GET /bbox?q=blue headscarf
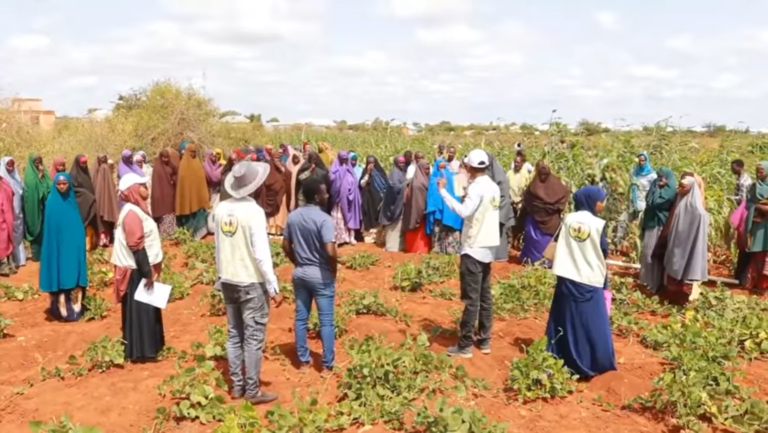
[633,152,653,177]
[425,158,463,234]
[573,185,608,257]
[39,173,89,293]
[350,152,363,181]
[179,140,189,154]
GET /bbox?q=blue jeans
[293,277,335,369]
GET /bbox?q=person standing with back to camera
[437,149,500,358]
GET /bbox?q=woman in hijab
[255,147,289,235]
[359,155,387,235]
[151,149,178,237]
[379,156,407,251]
[639,168,677,293]
[616,152,657,243]
[112,174,165,361]
[520,161,570,266]
[296,151,331,212]
[69,155,99,252]
[329,151,363,245]
[350,152,364,182]
[286,149,304,211]
[49,156,66,180]
[214,148,226,164]
[179,140,190,157]
[0,157,26,268]
[0,172,15,276]
[118,150,144,180]
[203,149,223,234]
[318,142,334,168]
[134,152,153,214]
[40,172,89,322]
[426,158,462,254]
[175,143,210,239]
[403,161,431,254]
[93,155,120,247]
[738,162,768,291]
[23,154,50,261]
[546,186,616,378]
[168,147,181,168]
[653,173,709,304]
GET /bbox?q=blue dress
[39,173,89,321]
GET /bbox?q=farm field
[0,233,767,433]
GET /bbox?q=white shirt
[439,176,495,263]
[214,197,279,296]
[405,163,416,184]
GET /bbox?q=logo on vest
[490,196,500,210]
[568,221,590,242]
[219,214,239,237]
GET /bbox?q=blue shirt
[284,204,335,283]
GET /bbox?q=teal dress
[40,173,89,321]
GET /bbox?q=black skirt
[361,185,384,231]
[121,250,165,361]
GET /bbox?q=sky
[2,0,768,128]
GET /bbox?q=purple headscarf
[330,150,362,230]
[203,149,222,187]
[118,149,145,179]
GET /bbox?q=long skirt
[157,214,176,237]
[545,276,616,378]
[122,268,165,361]
[178,209,209,240]
[742,251,768,293]
[405,222,430,254]
[206,191,221,234]
[431,221,461,254]
[639,226,664,293]
[384,217,404,252]
[331,204,355,245]
[661,275,702,305]
[519,215,552,267]
[494,222,509,261]
[29,231,43,262]
[269,199,289,236]
[48,288,86,322]
[11,217,26,267]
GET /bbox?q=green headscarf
[23,153,51,241]
[746,161,768,251]
[642,167,678,231]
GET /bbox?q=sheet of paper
[133,279,172,309]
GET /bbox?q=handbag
[542,224,562,262]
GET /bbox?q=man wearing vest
[214,161,283,405]
[437,149,501,358]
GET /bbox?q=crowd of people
[5,139,764,405]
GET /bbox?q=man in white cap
[213,161,283,404]
[437,149,500,358]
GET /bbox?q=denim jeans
[458,254,493,350]
[293,277,335,369]
[222,282,270,399]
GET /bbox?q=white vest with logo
[111,203,164,268]
[214,198,265,284]
[551,211,607,287]
[461,175,501,249]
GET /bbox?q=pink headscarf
[49,156,66,180]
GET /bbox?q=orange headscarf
[175,143,210,216]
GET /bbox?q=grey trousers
[221,282,270,399]
[458,254,493,349]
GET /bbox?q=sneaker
[246,391,278,405]
[297,363,311,374]
[476,343,491,355]
[446,345,473,358]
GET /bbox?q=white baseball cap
[118,173,149,192]
[464,149,489,168]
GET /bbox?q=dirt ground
[0,241,766,433]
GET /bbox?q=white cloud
[331,50,405,74]
[708,73,742,90]
[665,34,696,52]
[415,23,483,46]
[383,0,471,20]
[627,65,680,81]
[593,11,619,31]
[66,76,99,88]
[5,33,50,51]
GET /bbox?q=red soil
[0,243,753,432]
